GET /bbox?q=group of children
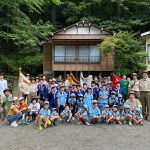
[0,74,144,129]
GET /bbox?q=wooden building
[43,21,114,78]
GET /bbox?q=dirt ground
[0,120,150,150]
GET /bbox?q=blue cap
[135,108,141,112]
[118,94,123,98]
[124,105,130,109]
[92,100,97,104]
[70,93,76,97]
[104,104,109,108]
[113,105,118,108]
[111,91,116,95]
[83,104,88,110]
[79,94,83,97]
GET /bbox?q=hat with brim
[79,94,83,97]
[3,88,11,93]
[135,108,141,112]
[124,105,130,109]
[104,104,109,108]
[101,84,107,87]
[111,91,116,95]
[51,78,56,82]
[44,101,49,105]
[30,77,35,81]
[13,97,18,101]
[113,105,118,108]
[70,93,76,97]
[60,85,64,88]
[143,70,148,74]
[66,74,70,77]
[19,97,24,101]
[52,108,57,111]
[129,90,135,95]
[92,100,97,104]
[26,73,30,76]
[36,77,39,79]
[132,73,137,76]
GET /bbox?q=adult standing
[139,71,150,121]
[128,73,140,99]
[64,74,70,87]
[120,75,129,100]
[0,73,8,97]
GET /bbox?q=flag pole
[18,67,21,97]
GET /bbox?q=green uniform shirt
[120,80,129,95]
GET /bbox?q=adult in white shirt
[0,73,8,96]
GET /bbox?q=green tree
[99,31,147,75]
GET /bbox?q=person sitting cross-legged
[7,97,22,127]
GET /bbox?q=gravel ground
[0,121,150,150]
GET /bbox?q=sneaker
[119,121,122,125]
[77,121,83,125]
[53,122,58,126]
[37,125,43,131]
[85,122,90,126]
[139,122,144,126]
[129,121,132,126]
[113,122,116,125]
[124,120,126,124]
[11,121,18,127]
[72,117,75,121]
[21,119,26,124]
[50,124,54,127]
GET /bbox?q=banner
[112,74,122,88]
[18,71,30,96]
[80,72,93,87]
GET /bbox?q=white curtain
[79,46,89,62]
[66,46,76,62]
[55,45,65,62]
[89,45,100,62]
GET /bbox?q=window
[148,44,150,63]
[54,45,100,63]
[54,46,65,62]
[79,45,100,63]
[65,46,76,62]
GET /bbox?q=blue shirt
[121,110,133,116]
[83,93,93,107]
[110,110,120,117]
[39,108,51,118]
[108,97,118,105]
[117,99,125,106]
[76,100,84,109]
[78,108,89,120]
[89,107,101,117]
[50,112,59,117]
[63,110,72,116]
[57,92,67,105]
[102,110,111,116]
[68,98,76,105]
[99,90,109,104]
[133,112,143,119]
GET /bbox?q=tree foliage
[100,32,148,75]
[0,0,150,75]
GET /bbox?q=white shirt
[0,79,8,96]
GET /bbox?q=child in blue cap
[89,100,101,124]
[133,108,144,126]
[76,94,84,112]
[120,105,133,126]
[98,84,109,111]
[107,105,122,124]
[75,104,90,126]
[37,101,51,130]
[60,105,72,123]
[101,105,111,123]
[49,108,59,126]
[108,91,118,108]
[68,93,77,121]
[83,87,93,108]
